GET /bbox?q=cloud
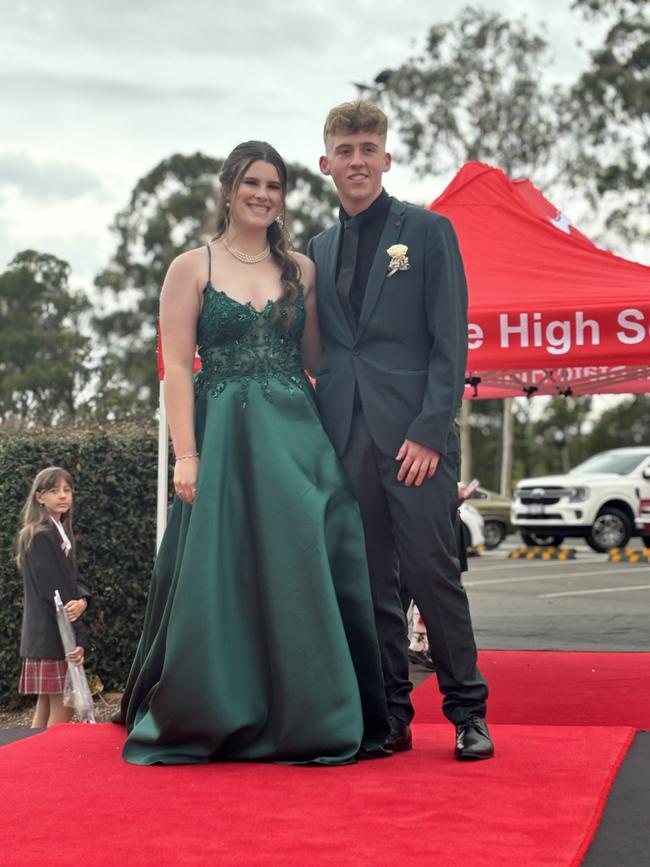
[0,0,608,286]
[4,0,337,57]
[0,153,105,201]
[0,72,226,105]
[0,186,119,286]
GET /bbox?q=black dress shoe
[408,648,436,671]
[455,715,494,760]
[357,744,394,760]
[385,716,413,752]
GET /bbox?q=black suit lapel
[356,199,406,339]
[324,223,355,338]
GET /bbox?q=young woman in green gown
[117,141,390,765]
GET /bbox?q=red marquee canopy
[429,162,650,398]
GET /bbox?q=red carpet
[0,721,633,867]
[412,650,650,727]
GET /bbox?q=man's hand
[396,440,440,487]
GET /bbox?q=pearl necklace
[223,237,271,264]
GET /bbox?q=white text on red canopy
[468,308,650,357]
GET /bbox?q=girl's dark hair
[213,141,300,328]
[16,467,75,568]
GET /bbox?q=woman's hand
[64,598,87,622]
[174,456,199,504]
[66,646,85,665]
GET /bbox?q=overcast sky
[1,0,606,288]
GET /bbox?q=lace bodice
[194,284,308,404]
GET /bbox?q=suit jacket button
[352,349,360,356]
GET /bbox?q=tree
[369,2,648,247]
[92,153,223,419]
[527,397,593,475]
[0,251,90,426]
[574,0,643,11]
[369,7,565,182]
[567,0,650,248]
[465,399,504,491]
[93,153,338,418]
[285,163,339,252]
[585,394,650,454]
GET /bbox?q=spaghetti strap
[206,243,212,285]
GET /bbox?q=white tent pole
[156,379,169,551]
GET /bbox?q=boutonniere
[386,243,410,277]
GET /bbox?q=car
[467,486,513,549]
[512,447,650,552]
[459,500,485,550]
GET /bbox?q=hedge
[0,423,171,706]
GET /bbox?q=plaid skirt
[19,658,67,695]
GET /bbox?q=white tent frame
[156,381,169,551]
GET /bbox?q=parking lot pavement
[464,537,650,651]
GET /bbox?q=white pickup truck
[512,447,650,552]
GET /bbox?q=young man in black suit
[308,100,493,760]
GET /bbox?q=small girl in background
[16,467,92,728]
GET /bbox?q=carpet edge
[569,726,637,867]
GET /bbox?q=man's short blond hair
[323,100,388,142]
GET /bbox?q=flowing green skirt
[120,375,389,764]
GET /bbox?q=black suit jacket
[20,525,92,659]
[308,198,468,458]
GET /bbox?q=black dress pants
[340,407,488,726]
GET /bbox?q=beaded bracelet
[175,452,199,461]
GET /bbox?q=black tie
[336,218,359,328]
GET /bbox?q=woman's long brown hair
[212,141,301,328]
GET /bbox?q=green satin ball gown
[119,257,390,765]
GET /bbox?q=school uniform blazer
[308,198,468,458]
[20,525,92,659]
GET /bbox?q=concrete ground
[465,536,650,652]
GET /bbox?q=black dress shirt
[337,189,392,325]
